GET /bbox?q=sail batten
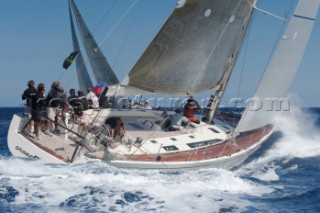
[69,4,93,93]
[236,0,320,133]
[69,0,119,85]
[125,0,256,95]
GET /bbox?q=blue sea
[0,107,320,212]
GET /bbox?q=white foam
[250,165,280,181]
[0,159,274,211]
[273,107,320,158]
[237,105,320,182]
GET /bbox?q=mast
[69,0,119,85]
[207,55,235,123]
[207,4,256,123]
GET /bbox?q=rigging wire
[97,0,139,51]
[78,2,141,143]
[235,14,255,99]
[62,1,138,91]
[112,0,143,71]
[247,0,294,94]
[246,0,294,91]
[231,8,257,128]
[89,0,117,35]
[78,0,118,83]
[235,0,295,132]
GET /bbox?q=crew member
[183,98,202,124]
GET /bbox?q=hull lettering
[15,146,40,160]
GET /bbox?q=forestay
[69,0,119,85]
[69,5,93,93]
[236,0,320,132]
[124,0,256,94]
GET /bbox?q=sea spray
[236,106,320,183]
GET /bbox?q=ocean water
[0,107,320,212]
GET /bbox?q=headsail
[69,0,119,85]
[124,0,256,94]
[236,0,320,133]
[69,4,93,92]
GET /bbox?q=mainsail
[124,0,256,94]
[69,0,119,85]
[69,4,93,93]
[236,0,320,133]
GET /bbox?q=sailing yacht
[7,0,320,169]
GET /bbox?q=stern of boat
[7,114,67,164]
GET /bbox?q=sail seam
[293,14,316,21]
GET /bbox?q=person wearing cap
[105,117,126,142]
[68,88,83,117]
[142,99,152,110]
[36,83,52,138]
[58,87,69,111]
[78,90,88,110]
[45,81,60,134]
[183,98,202,124]
[21,80,38,136]
[68,89,79,107]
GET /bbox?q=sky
[0,0,320,107]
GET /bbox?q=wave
[0,157,276,212]
[271,107,320,159]
[236,106,320,183]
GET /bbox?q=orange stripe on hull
[125,126,272,162]
[22,135,67,161]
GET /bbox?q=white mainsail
[69,0,119,85]
[236,0,320,133]
[125,0,256,94]
[69,5,93,93]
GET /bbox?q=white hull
[7,110,272,170]
[8,115,67,164]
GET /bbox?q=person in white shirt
[142,100,152,110]
[86,87,99,109]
